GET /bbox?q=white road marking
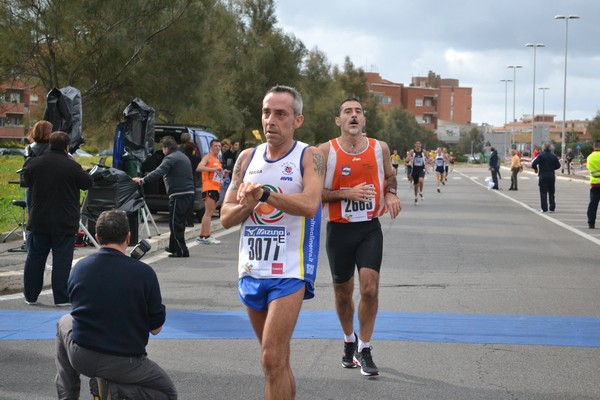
[456,170,600,247]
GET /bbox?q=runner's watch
[387,188,397,195]
[259,186,271,202]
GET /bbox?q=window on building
[30,94,39,104]
[424,98,432,107]
[373,92,392,105]
[423,115,432,124]
[8,116,23,126]
[10,92,21,103]
[415,98,423,107]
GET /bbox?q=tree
[587,111,600,143]
[380,107,439,156]
[363,94,384,139]
[228,0,306,146]
[333,57,366,99]
[0,0,192,100]
[297,48,342,144]
[458,127,485,155]
[1,0,407,151]
[565,130,579,147]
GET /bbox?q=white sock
[344,332,355,343]
[358,340,370,352]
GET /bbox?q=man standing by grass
[23,131,93,306]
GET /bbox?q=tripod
[3,199,28,252]
[139,200,160,238]
[137,184,160,238]
[79,219,100,249]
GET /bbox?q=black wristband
[259,186,271,202]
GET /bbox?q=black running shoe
[342,333,358,368]
[353,346,380,376]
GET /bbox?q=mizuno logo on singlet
[352,157,361,161]
[244,227,285,236]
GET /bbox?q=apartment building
[364,72,403,111]
[364,70,472,131]
[494,114,591,153]
[0,80,45,142]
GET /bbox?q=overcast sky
[274,0,600,127]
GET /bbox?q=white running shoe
[198,236,221,245]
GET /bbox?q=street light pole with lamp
[507,65,523,152]
[555,14,580,160]
[500,79,512,159]
[539,87,549,120]
[525,43,544,156]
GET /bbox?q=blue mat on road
[1,310,599,347]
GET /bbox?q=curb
[0,220,223,295]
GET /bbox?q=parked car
[467,153,482,164]
[74,149,94,157]
[0,148,25,156]
[140,124,217,221]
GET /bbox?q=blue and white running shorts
[238,276,307,311]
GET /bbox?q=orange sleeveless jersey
[201,153,222,192]
[323,138,386,223]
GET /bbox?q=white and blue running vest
[238,141,321,290]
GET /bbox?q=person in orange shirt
[196,139,223,245]
[319,98,402,376]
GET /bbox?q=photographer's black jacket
[24,149,93,235]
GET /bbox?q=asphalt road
[1,166,599,400]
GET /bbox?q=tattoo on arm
[313,152,325,176]
[229,158,243,190]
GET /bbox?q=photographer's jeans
[23,232,75,304]
[168,193,194,257]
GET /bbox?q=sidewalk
[500,164,590,183]
[0,214,223,295]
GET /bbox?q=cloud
[274,0,600,126]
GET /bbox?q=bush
[1,141,26,149]
[0,155,104,233]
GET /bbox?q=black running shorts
[326,218,383,284]
[202,190,220,202]
[411,167,426,180]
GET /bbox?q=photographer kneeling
[55,209,177,400]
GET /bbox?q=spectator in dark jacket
[133,136,193,257]
[488,147,500,190]
[531,142,561,212]
[23,131,93,306]
[22,120,53,209]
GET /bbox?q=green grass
[0,155,110,233]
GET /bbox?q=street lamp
[500,79,512,158]
[526,43,544,155]
[555,14,580,159]
[539,87,549,119]
[507,65,523,152]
